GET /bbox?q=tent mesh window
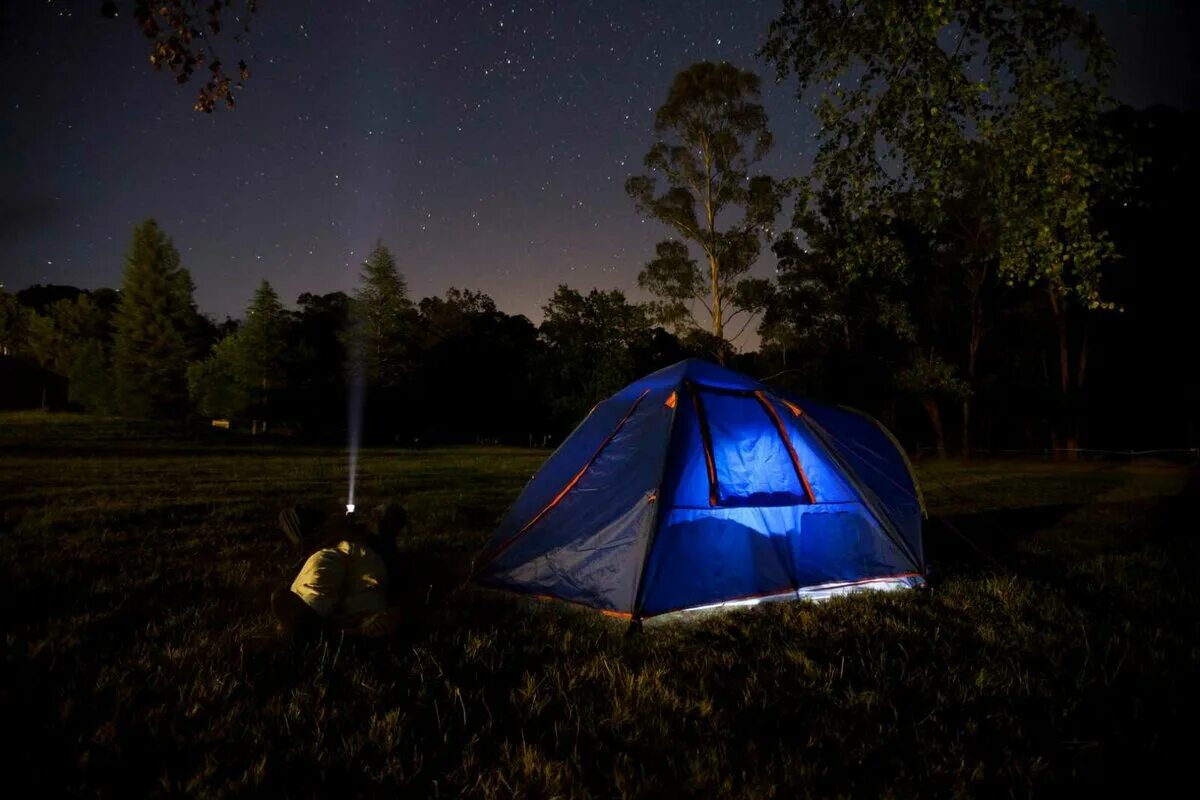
[687,384,815,508]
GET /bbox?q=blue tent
[473,360,926,621]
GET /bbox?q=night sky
[2,1,1197,334]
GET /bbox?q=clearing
[1,412,1196,796]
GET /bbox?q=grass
[2,411,1197,796]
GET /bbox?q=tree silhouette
[187,280,289,421]
[763,0,1126,453]
[540,285,651,426]
[626,62,788,361]
[0,289,29,357]
[352,242,416,391]
[112,220,200,418]
[100,0,256,112]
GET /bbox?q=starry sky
[1,0,1197,337]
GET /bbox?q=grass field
[2,411,1198,796]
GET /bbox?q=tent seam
[797,411,924,572]
[835,404,928,519]
[630,385,682,621]
[686,381,720,506]
[754,390,817,504]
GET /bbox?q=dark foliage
[14,283,87,313]
[756,105,1197,455]
[101,0,257,112]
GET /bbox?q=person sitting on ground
[270,502,408,639]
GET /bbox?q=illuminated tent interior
[473,359,926,622]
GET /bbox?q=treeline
[3,2,1198,453]
[749,104,1199,455]
[1,104,1195,456]
[0,224,712,443]
[1,108,1196,451]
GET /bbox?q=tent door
[687,384,815,508]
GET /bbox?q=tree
[113,220,200,418]
[539,286,652,427]
[763,0,1125,453]
[20,294,118,413]
[100,1,257,112]
[415,289,544,443]
[187,280,290,421]
[351,242,416,390]
[187,334,247,419]
[1086,107,1200,450]
[626,62,788,360]
[24,295,110,374]
[417,288,499,349]
[762,197,908,389]
[289,291,351,431]
[233,280,288,413]
[14,284,86,313]
[895,354,970,458]
[68,339,117,414]
[764,190,970,455]
[991,87,1128,453]
[0,289,29,357]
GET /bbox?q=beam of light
[340,54,395,513]
[346,320,366,513]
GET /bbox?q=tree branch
[728,308,759,342]
[725,307,750,324]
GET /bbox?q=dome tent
[472,359,926,622]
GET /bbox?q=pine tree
[187,280,289,421]
[234,280,288,409]
[352,242,414,389]
[112,220,199,418]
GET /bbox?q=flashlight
[346,503,355,514]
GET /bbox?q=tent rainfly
[473,359,926,623]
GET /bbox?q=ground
[2,412,1197,797]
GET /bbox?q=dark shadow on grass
[925,503,1085,576]
[928,471,1199,574]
